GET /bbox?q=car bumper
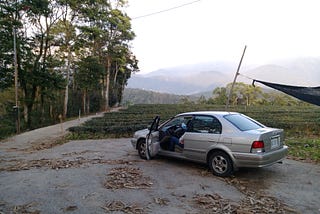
[131,138,138,149]
[232,145,288,168]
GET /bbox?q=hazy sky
[126,0,320,73]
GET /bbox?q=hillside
[127,57,320,95]
[127,61,237,95]
[122,88,199,105]
[242,58,320,86]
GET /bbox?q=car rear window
[224,114,264,131]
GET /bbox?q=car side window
[162,116,192,129]
[190,116,222,134]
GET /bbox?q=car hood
[134,128,149,138]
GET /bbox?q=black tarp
[253,80,320,106]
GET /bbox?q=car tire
[208,151,233,177]
[137,139,147,160]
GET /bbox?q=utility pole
[225,45,247,111]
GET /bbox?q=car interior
[159,116,222,152]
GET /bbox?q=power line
[132,0,201,19]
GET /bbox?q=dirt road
[0,115,319,213]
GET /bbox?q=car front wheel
[137,139,147,159]
[208,151,233,177]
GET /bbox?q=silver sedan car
[131,111,288,177]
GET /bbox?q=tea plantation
[68,104,320,162]
[68,104,319,137]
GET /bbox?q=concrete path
[0,112,105,151]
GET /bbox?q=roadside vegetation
[0,1,137,138]
[68,103,320,163]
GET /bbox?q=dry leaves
[104,167,153,189]
[224,177,298,214]
[0,158,137,171]
[12,202,40,214]
[192,191,298,214]
[191,177,298,214]
[193,193,239,213]
[102,200,146,214]
[153,197,169,206]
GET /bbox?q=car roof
[176,111,239,117]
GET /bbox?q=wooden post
[226,45,247,111]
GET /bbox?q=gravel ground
[0,114,319,214]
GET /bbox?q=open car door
[146,116,160,160]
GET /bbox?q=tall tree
[212,87,228,105]
[74,56,104,114]
[15,0,64,127]
[0,0,138,133]
[74,0,136,110]
[0,0,16,90]
[51,1,77,118]
[212,83,263,106]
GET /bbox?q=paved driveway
[0,115,319,213]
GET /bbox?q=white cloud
[127,0,320,73]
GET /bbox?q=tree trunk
[86,94,90,114]
[22,85,37,128]
[63,47,72,119]
[40,93,45,123]
[82,90,87,115]
[104,56,111,111]
[23,103,28,125]
[49,104,53,118]
[113,62,118,86]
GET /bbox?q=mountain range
[126,57,320,96]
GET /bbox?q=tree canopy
[0,0,138,131]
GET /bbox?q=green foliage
[68,104,320,138]
[122,88,198,105]
[209,82,310,107]
[0,0,137,135]
[0,0,15,90]
[75,56,104,90]
[286,138,320,163]
[0,88,16,139]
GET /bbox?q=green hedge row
[68,104,320,138]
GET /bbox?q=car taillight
[251,141,265,153]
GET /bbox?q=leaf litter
[191,176,298,214]
[0,158,140,171]
[104,166,153,189]
[225,176,298,213]
[0,202,40,214]
[102,200,146,214]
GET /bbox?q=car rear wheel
[137,139,147,159]
[208,151,233,177]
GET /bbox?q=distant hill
[122,88,199,105]
[242,58,320,86]
[126,57,320,95]
[127,61,238,95]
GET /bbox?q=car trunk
[247,128,284,152]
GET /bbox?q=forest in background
[0,0,138,134]
[123,82,310,106]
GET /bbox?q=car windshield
[224,114,264,131]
